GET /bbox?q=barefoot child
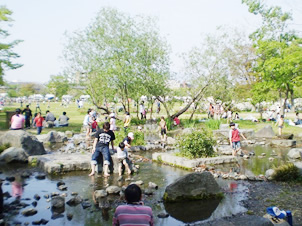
[123,132,134,149]
[229,122,246,156]
[117,142,131,176]
[159,116,167,142]
[89,122,115,177]
[275,115,285,135]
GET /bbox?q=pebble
[157,213,169,218]
[57,181,65,187]
[34,194,41,201]
[44,194,49,199]
[71,192,78,196]
[35,173,46,180]
[148,182,158,189]
[21,208,38,216]
[268,157,274,161]
[31,201,37,207]
[261,153,266,156]
[6,176,15,182]
[67,213,73,221]
[58,185,68,191]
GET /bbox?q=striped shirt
[113,204,153,226]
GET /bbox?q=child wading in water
[229,122,246,156]
[275,115,285,135]
[117,142,131,177]
[159,116,167,142]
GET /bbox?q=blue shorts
[91,146,110,165]
[232,141,241,150]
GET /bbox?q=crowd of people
[10,106,70,134]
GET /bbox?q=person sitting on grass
[117,142,131,177]
[89,122,115,177]
[10,108,25,130]
[123,132,134,149]
[229,122,246,156]
[58,112,69,127]
[113,184,153,226]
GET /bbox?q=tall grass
[205,119,221,130]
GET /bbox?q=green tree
[46,75,70,98]
[63,8,170,115]
[243,0,302,113]
[0,6,22,85]
[19,83,37,97]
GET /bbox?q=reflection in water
[11,181,23,198]
[164,199,221,223]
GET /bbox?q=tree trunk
[189,102,199,121]
[91,99,110,115]
[150,99,154,119]
[156,96,171,119]
[290,89,295,113]
[127,99,130,113]
[282,88,289,115]
[136,100,139,119]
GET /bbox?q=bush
[272,163,301,181]
[131,118,146,126]
[205,119,221,130]
[177,129,216,159]
[0,143,10,154]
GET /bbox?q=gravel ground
[242,181,302,225]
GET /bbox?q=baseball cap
[267,207,286,219]
[128,132,134,140]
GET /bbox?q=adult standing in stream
[89,122,115,177]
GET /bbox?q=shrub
[166,118,173,130]
[177,129,216,159]
[205,119,221,130]
[131,118,146,126]
[272,163,300,181]
[0,143,10,154]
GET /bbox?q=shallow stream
[0,144,292,225]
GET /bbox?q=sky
[1,0,302,84]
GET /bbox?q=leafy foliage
[0,6,22,85]
[205,119,221,130]
[272,163,300,182]
[177,129,216,159]
[0,143,10,153]
[46,75,70,98]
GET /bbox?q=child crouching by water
[117,142,131,176]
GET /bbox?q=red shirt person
[34,112,44,135]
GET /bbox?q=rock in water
[51,196,65,214]
[0,130,45,155]
[106,186,121,194]
[163,172,222,202]
[94,190,107,199]
[287,148,302,159]
[0,147,29,163]
[66,196,82,206]
[255,125,275,138]
[21,208,38,216]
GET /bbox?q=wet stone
[67,213,73,221]
[35,173,46,180]
[34,194,41,200]
[43,194,49,199]
[66,196,83,206]
[31,201,37,207]
[58,185,67,191]
[57,181,65,187]
[32,219,48,225]
[21,208,38,216]
[5,176,15,182]
[71,192,78,196]
[148,182,158,190]
[158,213,169,218]
[81,201,92,209]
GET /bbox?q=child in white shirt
[117,142,131,176]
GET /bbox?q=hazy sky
[1,0,302,83]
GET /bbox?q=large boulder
[0,130,45,156]
[216,145,233,155]
[163,172,222,202]
[0,147,29,163]
[167,137,177,145]
[255,126,275,138]
[287,148,302,159]
[240,129,255,139]
[36,131,67,143]
[271,139,296,148]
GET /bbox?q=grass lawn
[1,101,302,136]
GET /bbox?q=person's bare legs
[279,127,282,136]
[103,164,110,177]
[89,164,96,176]
[123,159,131,175]
[118,165,122,176]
